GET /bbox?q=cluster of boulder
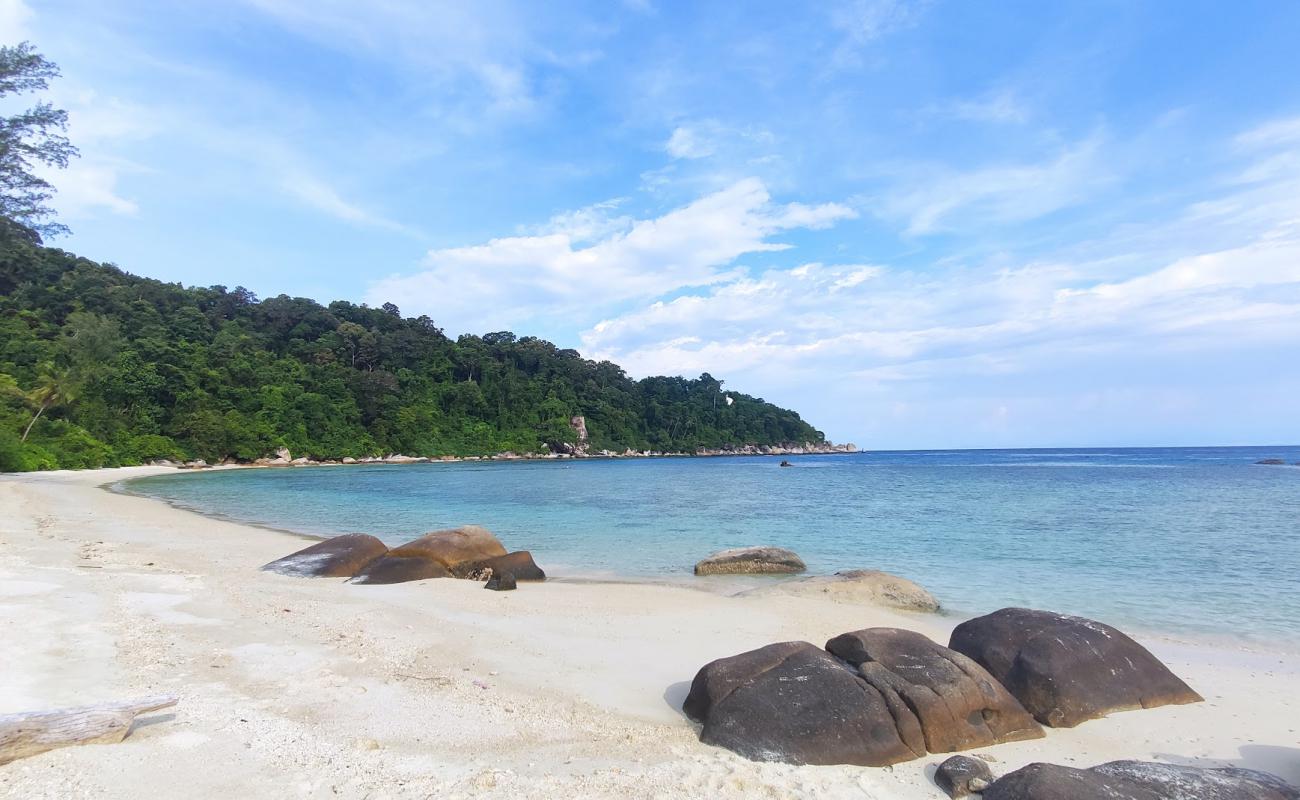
[683,608,1203,771]
[261,526,543,591]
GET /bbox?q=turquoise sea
[125,447,1300,647]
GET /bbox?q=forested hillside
[0,222,826,471]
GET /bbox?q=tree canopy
[0,227,826,471]
[0,42,77,240]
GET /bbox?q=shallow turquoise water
[126,447,1300,646]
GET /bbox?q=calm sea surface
[125,447,1300,647]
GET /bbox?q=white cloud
[579,118,1300,443]
[44,160,139,218]
[279,172,413,234]
[878,138,1110,235]
[237,0,578,118]
[365,178,856,333]
[583,236,1300,391]
[665,125,716,159]
[933,88,1029,124]
[833,0,927,44]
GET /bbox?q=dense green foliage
[0,225,825,470]
[0,43,78,239]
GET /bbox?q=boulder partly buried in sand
[348,554,452,585]
[935,755,995,798]
[484,572,517,591]
[948,608,1202,728]
[453,550,546,581]
[261,533,388,578]
[826,628,1042,753]
[683,641,922,766]
[981,760,1300,800]
[744,569,939,612]
[694,546,806,576]
[348,525,508,585]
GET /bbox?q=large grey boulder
[683,641,922,766]
[694,546,806,575]
[826,628,1042,753]
[262,533,388,578]
[743,569,939,612]
[949,608,1202,727]
[982,760,1300,800]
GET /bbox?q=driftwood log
[0,695,178,765]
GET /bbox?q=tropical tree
[21,368,76,442]
[0,42,78,239]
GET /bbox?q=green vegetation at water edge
[0,225,826,471]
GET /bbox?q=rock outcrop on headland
[694,546,806,575]
[683,628,1042,767]
[949,607,1202,727]
[261,533,388,578]
[741,569,939,612]
[981,760,1300,800]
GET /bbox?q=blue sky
[7,0,1300,448]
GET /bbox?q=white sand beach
[1,466,1297,799]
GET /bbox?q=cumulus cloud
[580,120,1300,444]
[584,238,1300,387]
[366,178,856,333]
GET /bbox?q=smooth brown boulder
[826,628,1042,753]
[982,760,1300,800]
[454,550,546,581]
[261,533,388,578]
[683,641,922,766]
[386,525,506,569]
[694,546,806,575]
[348,555,451,585]
[742,569,940,612]
[949,608,1202,728]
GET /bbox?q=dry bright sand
[1,466,1298,799]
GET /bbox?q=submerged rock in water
[262,533,388,578]
[826,628,1042,753]
[982,760,1300,800]
[949,608,1202,728]
[683,641,922,766]
[694,546,806,575]
[935,755,995,798]
[743,569,940,612]
[1256,458,1287,465]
